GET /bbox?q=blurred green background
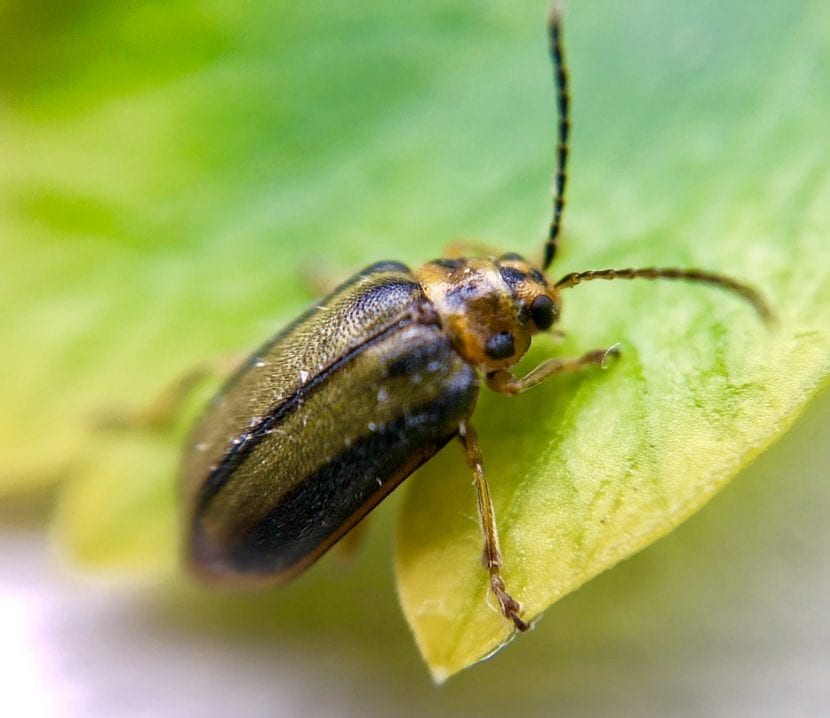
[1,0,829,711]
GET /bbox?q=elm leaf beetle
[182,5,771,634]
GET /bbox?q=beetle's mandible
[182,6,771,633]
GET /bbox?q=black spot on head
[431,258,464,270]
[498,265,526,292]
[499,252,525,262]
[485,331,515,360]
[530,295,555,330]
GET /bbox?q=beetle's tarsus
[510,611,530,633]
[491,573,530,632]
[601,343,622,368]
[459,422,529,632]
[486,344,621,395]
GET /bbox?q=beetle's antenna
[555,267,773,322]
[543,2,569,272]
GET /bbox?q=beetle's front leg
[458,421,529,633]
[486,344,620,395]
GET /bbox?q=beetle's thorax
[415,255,561,370]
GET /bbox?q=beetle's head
[416,253,561,370]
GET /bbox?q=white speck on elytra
[254,359,266,368]
[377,386,388,402]
[299,370,310,382]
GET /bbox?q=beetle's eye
[530,295,555,330]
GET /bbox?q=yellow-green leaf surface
[0,0,828,682]
[394,5,830,679]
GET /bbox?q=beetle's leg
[94,354,243,432]
[336,516,372,561]
[300,261,345,297]
[458,421,529,632]
[443,239,502,259]
[487,344,620,395]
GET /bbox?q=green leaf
[52,434,180,574]
[0,0,828,682]
[395,3,830,680]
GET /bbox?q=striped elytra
[184,262,478,580]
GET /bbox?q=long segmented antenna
[555,267,773,322]
[543,2,569,271]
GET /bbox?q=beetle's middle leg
[336,516,372,561]
[93,354,243,432]
[486,344,620,395]
[458,421,529,633]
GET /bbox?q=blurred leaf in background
[0,0,828,682]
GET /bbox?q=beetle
[182,6,771,633]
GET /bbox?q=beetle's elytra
[184,262,478,580]
[183,6,771,633]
